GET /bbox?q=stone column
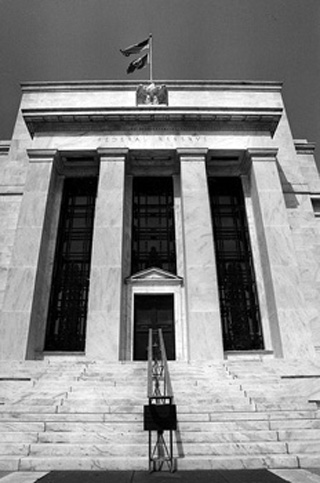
[86,148,128,360]
[249,148,315,358]
[0,149,57,360]
[178,148,223,360]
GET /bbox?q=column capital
[27,149,58,163]
[176,148,208,160]
[246,148,278,162]
[97,148,129,161]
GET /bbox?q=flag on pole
[127,53,149,74]
[120,37,150,57]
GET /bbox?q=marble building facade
[0,80,319,363]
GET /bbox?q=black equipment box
[144,404,177,431]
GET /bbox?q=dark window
[311,198,320,217]
[208,177,263,351]
[131,177,176,274]
[45,177,97,351]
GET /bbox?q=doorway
[133,294,175,361]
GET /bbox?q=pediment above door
[126,267,183,286]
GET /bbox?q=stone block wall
[0,146,25,314]
[285,142,320,350]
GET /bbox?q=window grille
[45,177,97,351]
[208,177,263,351]
[131,177,176,274]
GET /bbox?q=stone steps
[1,432,39,443]
[0,412,141,422]
[288,441,320,453]
[0,422,45,431]
[44,421,141,431]
[16,456,148,471]
[1,358,320,471]
[25,443,147,457]
[2,414,319,429]
[38,431,147,444]
[39,430,280,444]
[254,402,317,411]
[0,406,60,413]
[0,444,30,456]
[174,454,299,470]
[6,454,298,471]
[278,429,320,441]
[270,419,320,429]
[0,440,296,458]
[2,397,65,405]
[21,441,288,458]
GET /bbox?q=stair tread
[1,358,320,471]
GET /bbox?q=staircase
[223,358,320,469]
[0,357,320,471]
[0,360,147,471]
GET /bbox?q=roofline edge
[20,80,283,93]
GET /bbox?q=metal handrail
[147,329,153,398]
[146,328,176,472]
[158,329,173,399]
[147,328,173,401]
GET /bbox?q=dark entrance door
[134,294,175,361]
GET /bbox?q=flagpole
[149,33,153,82]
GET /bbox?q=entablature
[22,106,282,138]
[27,148,274,178]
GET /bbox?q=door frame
[133,293,175,361]
[125,268,185,361]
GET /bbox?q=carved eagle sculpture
[136,83,168,105]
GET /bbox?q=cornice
[22,106,282,138]
[97,148,129,159]
[177,148,208,159]
[246,148,279,160]
[26,149,58,163]
[21,80,283,93]
[0,141,10,156]
[294,141,316,155]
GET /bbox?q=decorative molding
[234,148,279,174]
[55,150,99,176]
[177,148,208,160]
[294,141,316,155]
[0,190,23,196]
[22,106,282,138]
[97,148,129,161]
[246,148,279,161]
[126,267,183,286]
[21,80,283,93]
[27,149,100,175]
[136,84,168,105]
[0,141,10,156]
[26,149,58,163]
[207,152,254,176]
[128,150,178,175]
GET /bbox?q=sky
[0,0,319,162]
